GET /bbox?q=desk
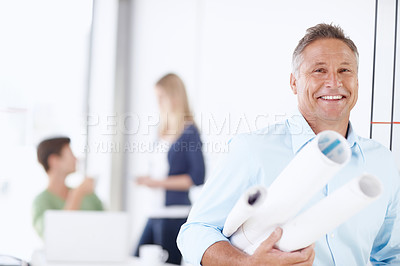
[30,250,176,266]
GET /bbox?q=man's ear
[290,73,298,95]
[47,154,59,171]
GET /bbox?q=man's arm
[177,135,260,265]
[201,228,315,266]
[64,178,94,210]
[177,134,313,265]
[32,195,53,238]
[370,173,400,264]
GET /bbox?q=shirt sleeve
[370,169,400,264]
[81,193,104,211]
[186,129,205,186]
[177,134,260,265]
[32,194,54,238]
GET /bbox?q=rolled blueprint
[227,130,352,252]
[274,173,383,252]
[222,186,267,237]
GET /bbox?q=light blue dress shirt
[177,113,400,265]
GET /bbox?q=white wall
[197,0,375,171]
[127,0,200,249]
[0,0,93,260]
[127,0,378,249]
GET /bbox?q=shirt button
[331,233,335,238]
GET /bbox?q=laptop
[44,210,129,262]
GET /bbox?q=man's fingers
[293,247,315,266]
[298,244,315,263]
[259,227,283,250]
[278,243,315,264]
[299,243,315,259]
[252,233,315,265]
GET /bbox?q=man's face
[290,38,359,125]
[58,144,77,175]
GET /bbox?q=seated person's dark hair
[37,137,71,172]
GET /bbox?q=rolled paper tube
[223,186,267,237]
[275,173,383,252]
[230,130,352,251]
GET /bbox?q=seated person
[32,137,103,238]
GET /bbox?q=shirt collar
[286,110,316,155]
[286,109,365,160]
[346,122,357,148]
[346,121,366,162]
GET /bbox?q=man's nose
[325,72,342,88]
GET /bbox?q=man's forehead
[304,48,356,58]
[61,144,71,151]
[310,59,356,65]
[303,39,356,57]
[302,51,358,66]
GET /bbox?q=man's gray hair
[292,23,359,78]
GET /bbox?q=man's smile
[318,95,345,100]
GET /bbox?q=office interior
[0,0,399,264]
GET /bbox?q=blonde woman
[134,73,205,265]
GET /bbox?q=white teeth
[321,95,343,100]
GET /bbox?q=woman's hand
[136,176,161,188]
[135,174,194,191]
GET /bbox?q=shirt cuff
[177,222,229,266]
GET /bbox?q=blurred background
[0,0,399,262]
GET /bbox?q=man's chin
[320,112,349,122]
[69,168,77,174]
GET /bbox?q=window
[0,0,93,260]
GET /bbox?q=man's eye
[340,68,350,73]
[314,68,325,73]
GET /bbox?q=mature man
[177,23,400,265]
[32,137,103,238]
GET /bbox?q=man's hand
[64,178,95,210]
[248,227,315,265]
[76,177,95,195]
[201,227,315,266]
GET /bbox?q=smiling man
[177,24,400,265]
[290,37,359,137]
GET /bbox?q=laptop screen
[44,210,129,262]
